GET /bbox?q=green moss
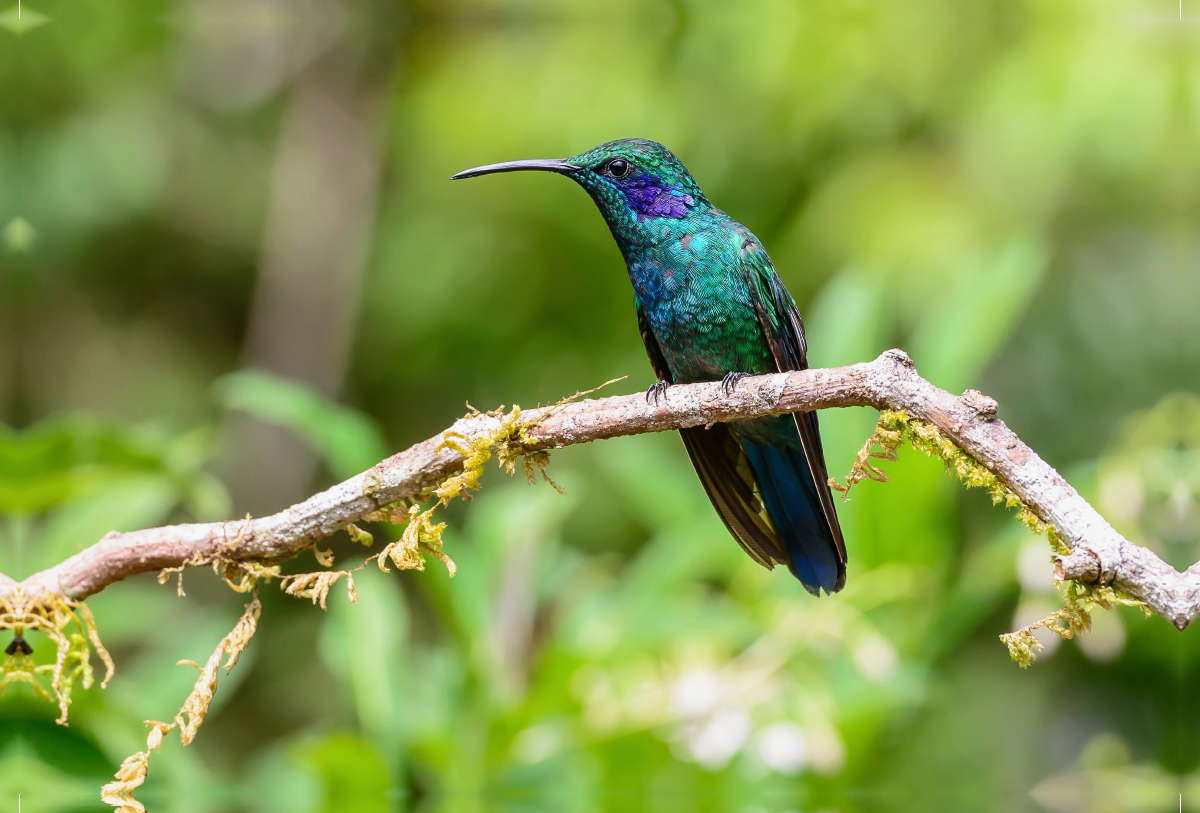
[368,398,572,577]
[1000,581,1148,669]
[363,381,621,580]
[834,410,1148,667]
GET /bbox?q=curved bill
[451,158,582,180]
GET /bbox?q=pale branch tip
[0,348,1191,628]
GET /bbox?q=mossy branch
[831,409,1148,666]
[93,384,614,811]
[0,349,1185,626]
[0,349,1185,802]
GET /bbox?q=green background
[2,0,1199,810]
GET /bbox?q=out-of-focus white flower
[512,721,566,764]
[806,726,846,775]
[1077,609,1126,663]
[687,708,751,769]
[673,669,722,719]
[1169,479,1193,522]
[576,615,620,655]
[852,634,898,683]
[1098,470,1143,524]
[756,722,808,775]
[1018,538,1056,593]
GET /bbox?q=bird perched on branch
[453,139,846,595]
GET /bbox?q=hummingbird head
[452,138,708,247]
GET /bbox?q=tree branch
[2,349,1188,628]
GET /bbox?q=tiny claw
[720,371,751,396]
[646,380,670,405]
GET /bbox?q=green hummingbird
[453,138,846,595]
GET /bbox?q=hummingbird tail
[741,439,845,596]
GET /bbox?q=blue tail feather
[742,436,841,595]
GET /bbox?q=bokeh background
[2,0,1199,810]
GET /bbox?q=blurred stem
[225,71,385,514]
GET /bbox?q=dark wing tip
[829,565,847,595]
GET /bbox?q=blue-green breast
[629,212,775,385]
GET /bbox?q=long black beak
[450,158,582,180]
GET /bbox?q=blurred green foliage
[216,370,388,480]
[2,0,1199,811]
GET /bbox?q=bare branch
[2,349,1187,627]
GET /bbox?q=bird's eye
[605,158,630,178]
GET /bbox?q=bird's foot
[645,380,670,405]
[720,371,751,396]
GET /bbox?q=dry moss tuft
[100,721,176,813]
[101,596,261,812]
[172,595,261,744]
[365,382,616,579]
[0,585,113,724]
[280,569,357,609]
[345,523,373,546]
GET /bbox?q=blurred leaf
[0,741,98,810]
[1,217,35,251]
[438,482,577,701]
[242,744,324,813]
[0,714,112,779]
[31,475,178,573]
[923,522,1025,661]
[216,370,388,480]
[1031,733,1178,813]
[0,417,211,515]
[805,267,893,559]
[319,568,409,756]
[909,236,1049,394]
[183,472,233,522]
[591,432,708,532]
[0,5,50,35]
[295,733,389,813]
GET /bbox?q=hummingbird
[453,139,846,595]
